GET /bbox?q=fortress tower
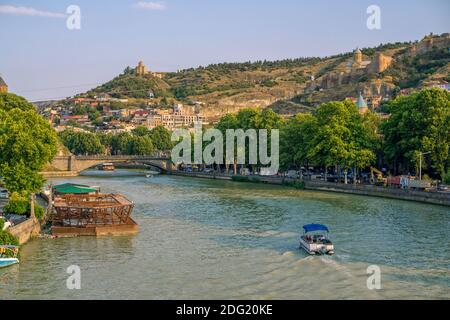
[0,76,8,93]
[369,52,393,73]
[136,60,148,76]
[353,48,363,68]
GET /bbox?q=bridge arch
[50,154,174,175]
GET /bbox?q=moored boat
[0,245,19,268]
[100,163,115,171]
[299,224,334,255]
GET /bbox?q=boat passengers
[305,234,326,243]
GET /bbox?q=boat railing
[0,245,19,258]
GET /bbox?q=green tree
[280,113,316,170]
[3,192,29,215]
[132,125,151,137]
[59,130,104,155]
[382,88,450,178]
[127,135,154,155]
[216,113,239,173]
[0,93,58,193]
[110,132,132,155]
[150,125,173,151]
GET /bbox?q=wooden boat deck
[50,193,138,236]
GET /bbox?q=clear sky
[0,0,449,101]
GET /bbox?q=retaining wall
[9,218,41,245]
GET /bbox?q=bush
[34,204,45,221]
[3,192,29,215]
[0,230,19,246]
[0,218,4,231]
[443,170,450,184]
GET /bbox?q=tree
[382,88,449,178]
[150,125,173,151]
[59,130,104,155]
[110,132,132,155]
[3,192,29,215]
[293,100,376,183]
[126,135,154,155]
[308,102,353,180]
[132,125,151,137]
[280,113,316,171]
[215,108,283,174]
[216,113,239,173]
[0,93,34,112]
[0,93,58,193]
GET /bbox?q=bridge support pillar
[166,159,172,174]
[68,155,75,171]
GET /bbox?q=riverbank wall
[9,218,41,245]
[171,171,450,207]
[41,171,78,178]
[303,181,450,206]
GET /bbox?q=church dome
[356,92,368,109]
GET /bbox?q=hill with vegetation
[77,33,450,116]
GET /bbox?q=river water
[1,170,449,299]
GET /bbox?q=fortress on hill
[319,48,393,90]
[0,76,8,93]
[135,60,164,79]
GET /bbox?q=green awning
[53,183,91,189]
[53,184,97,194]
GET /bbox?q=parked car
[0,189,9,199]
[438,184,449,191]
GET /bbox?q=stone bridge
[49,154,174,175]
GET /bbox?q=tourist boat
[299,224,334,255]
[0,245,19,268]
[100,163,115,171]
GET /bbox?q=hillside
[78,33,450,117]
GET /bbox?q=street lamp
[419,151,431,181]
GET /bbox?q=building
[426,80,450,91]
[135,60,164,78]
[352,48,363,68]
[356,92,369,114]
[0,76,8,93]
[368,52,393,73]
[136,60,148,76]
[351,48,371,69]
[146,113,205,130]
[145,105,206,130]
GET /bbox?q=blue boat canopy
[303,224,329,233]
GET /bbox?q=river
[1,169,449,299]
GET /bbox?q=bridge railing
[74,152,170,160]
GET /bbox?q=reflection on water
[1,169,449,299]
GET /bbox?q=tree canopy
[382,88,450,177]
[0,93,58,193]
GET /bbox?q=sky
[0,0,449,101]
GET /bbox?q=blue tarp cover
[303,224,329,233]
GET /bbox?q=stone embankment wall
[9,218,41,245]
[303,181,450,206]
[171,171,450,206]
